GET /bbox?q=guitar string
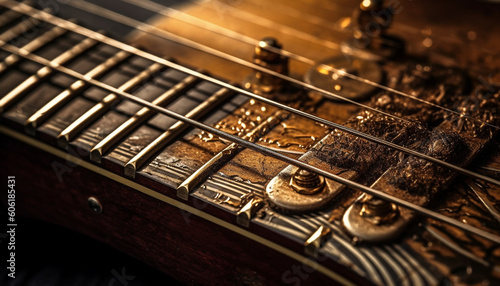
[3,0,500,188]
[1,40,499,245]
[65,0,500,178]
[206,0,403,48]
[265,0,500,56]
[190,0,340,50]
[118,0,500,131]
[66,0,411,124]
[182,0,500,131]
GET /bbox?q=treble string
[122,0,500,132]
[4,0,500,190]
[63,0,415,123]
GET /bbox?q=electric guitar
[1,0,499,285]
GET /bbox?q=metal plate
[266,165,352,212]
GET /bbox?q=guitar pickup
[343,109,500,242]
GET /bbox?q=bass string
[4,0,500,188]
[2,38,500,245]
[121,0,500,131]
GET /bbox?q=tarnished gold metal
[343,193,410,243]
[236,197,263,227]
[124,85,231,178]
[266,164,351,212]
[177,143,239,200]
[290,169,325,195]
[304,225,332,257]
[90,75,200,163]
[243,37,301,102]
[176,110,286,200]
[359,195,399,225]
[341,0,404,60]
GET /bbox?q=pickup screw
[290,169,325,195]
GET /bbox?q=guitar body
[1,0,500,285]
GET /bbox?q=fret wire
[0,1,25,27]
[3,1,499,190]
[0,35,97,114]
[124,84,232,178]
[0,24,67,74]
[58,62,164,149]
[90,74,200,163]
[124,0,500,131]
[0,9,42,42]
[2,41,499,245]
[25,50,130,135]
[64,0,413,125]
[177,110,287,200]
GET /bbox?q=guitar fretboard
[0,5,251,178]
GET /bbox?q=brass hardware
[60,62,164,150]
[87,197,102,214]
[304,226,331,257]
[243,37,301,102]
[343,193,410,243]
[266,166,347,212]
[0,36,97,115]
[359,195,399,225]
[236,197,263,227]
[25,50,130,136]
[123,75,203,178]
[290,169,325,195]
[253,37,288,93]
[341,0,405,60]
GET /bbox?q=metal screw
[359,195,398,225]
[252,37,288,93]
[88,197,103,214]
[254,37,282,63]
[290,169,325,195]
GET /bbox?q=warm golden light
[361,0,371,8]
